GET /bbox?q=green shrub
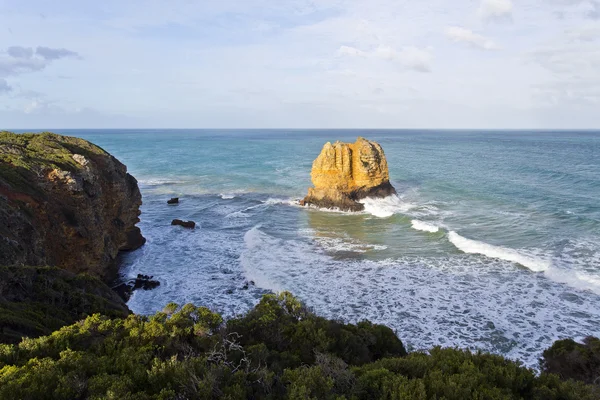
[0,292,597,399]
[0,266,129,344]
[541,336,600,385]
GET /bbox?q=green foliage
[0,266,129,343]
[0,292,597,399]
[541,336,600,385]
[227,292,406,372]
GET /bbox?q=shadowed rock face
[302,137,396,211]
[0,131,145,280]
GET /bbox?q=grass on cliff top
[0,131,107,172]
[0,131,108,193]
[0,291,598,400]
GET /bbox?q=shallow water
[31,129,600,367]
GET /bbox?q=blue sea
[28,129,600,367]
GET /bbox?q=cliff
[302,137,396,211]
[0,131,145,279]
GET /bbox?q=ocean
[28,129,600,368]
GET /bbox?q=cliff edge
[302,137,396,211]
[0,131,145,279]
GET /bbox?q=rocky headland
[0,131,145,279]
[0,131,147,341]
[302,137,396,211]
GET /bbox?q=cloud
[587,1,600,19]
[395,46,433,72]
[0,46,79,78]
[0,58,47,77]
[7,46,34,59]
[528,28,600,109]
[337,45,365,57]
[0,78,11,94]
[35,46,79,61]
[445,26,499,50]
[337,44,433,72]
[565,24,600,41]
[478,0,513,20]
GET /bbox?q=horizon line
[6,128,600,131]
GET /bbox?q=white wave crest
[241,226,284,293]
[359,195,416,218]
[411,220,440,233]
[263,198,300,206]
[545,267,600,296]
[448,231,550,272]
[314,236,388,253]
[138,178,187,186]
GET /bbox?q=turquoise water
[33,129,600,367]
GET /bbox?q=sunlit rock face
[0,131,145,280]
[301,137,396,211]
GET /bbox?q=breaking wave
[411,220,440,233]
[448,231,551,272]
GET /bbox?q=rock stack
[301,137,396,211]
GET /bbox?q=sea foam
[448,231,551,272]
[359,195,416,218]
[237,226,600,369]
[411,220,440,233]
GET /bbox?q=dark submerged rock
[167,197,179,204]
[113,274,161,302]
[172,219,195,229]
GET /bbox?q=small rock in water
[133,274,161,290]
[171,219,195,229]
[167,197,179,204]
[113,274,161,302]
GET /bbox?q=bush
[0,292,597,399]
[541,336,600,385]
[0,266,129,344]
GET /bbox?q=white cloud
[478,0,513,20]
[445,26,499,50]
[395,46,433,72]
[337,44,433,72]
[337,45,365,57]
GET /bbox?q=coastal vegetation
[0,266,129,344]
[1,291,598,400]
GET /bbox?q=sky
[0,0,599,129]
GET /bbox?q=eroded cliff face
[302,137,396,211]
[0,131,145,279]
